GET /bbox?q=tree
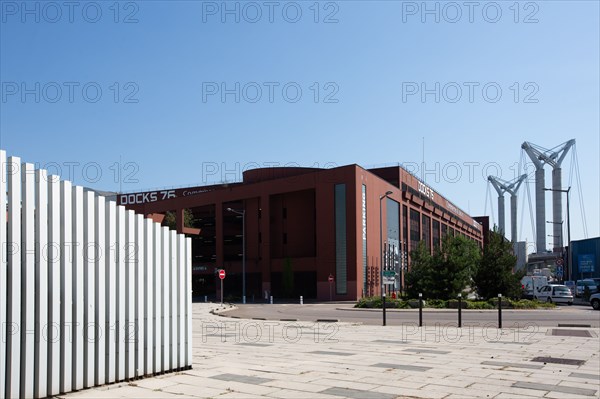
[473,227,523,299]
[163,209,196,230]
[405,235,480,299]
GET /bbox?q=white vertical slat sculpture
[34,168,48,399]
[1,149,192,399]
[0,151,6,399]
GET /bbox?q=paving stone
[569,372,600,380]
[309,350,355,356]
[513,381,598,396]
[320,387,396,399]
[403,348,451,354]
[211,373,273,385]
[480,360,544,369]
[371,362,432,371]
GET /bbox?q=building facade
[118,164,484,301]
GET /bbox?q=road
[223,302,600,327]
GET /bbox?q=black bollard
[458,294,462,328]
[418,293,423,327]
[498,293,502,329]
[382,292,387,326]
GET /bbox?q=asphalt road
[223,302,600,327]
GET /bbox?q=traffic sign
[219,269,226,280]
[383,270,396,278]
[328,274,334,283]
[556,265,563,277]
[556,258,564,266]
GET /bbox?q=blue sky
[1,0,598,249]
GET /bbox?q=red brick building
[118,165,484,301]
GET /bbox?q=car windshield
[580,281,595,286]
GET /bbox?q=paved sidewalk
[59,303,600,399]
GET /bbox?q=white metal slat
[105,201,117,384]
[186,237,192,367]
[83,191,95,388]
[21,163,35,399]
[72,186,84,391]
[94,196,106,386]
[161,226,170,373]
[34,168,48,399]
[116,206,126,382]
[170,231,177,370]
[134,214,145,378]
[6,156,21,399]
[125,210,135,379]
[153,223,162,373]
[19,163,35,398]
[60,180,73,394]
[0,151,6,398]
[178,235,185,369]
[143,219,153,376]
[47,176,61,396]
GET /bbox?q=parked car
[534,284,573,305]
[575,279,599,297]
[521,276,549,299]
[590,293,600,310]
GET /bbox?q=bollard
[204,295,207,303]
[458,293,462,328]
[418,293,423,327]
[300,296,303,305]
[382,292,387,326]
[498,293,502,329]
[270,295,273,304]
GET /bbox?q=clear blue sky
[1,0,598,249]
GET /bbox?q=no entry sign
[328,274,334,283]
[219,269,226,280]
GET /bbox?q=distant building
[513,241,528,271]
[571,237,600,281]
[119,164,484,301]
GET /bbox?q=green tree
[473,227,523,299]
[405,235,480,299]
[163,209,196,230]
[282,257,294,297]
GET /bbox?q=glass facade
[422,214,431,251]
[362,185,367,296]
[334,184,347,295]
[432,220,440,250]
[410,208,420,253]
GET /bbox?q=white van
[521,275,549,299]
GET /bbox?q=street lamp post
[379,191,393,299]
[544,187,571,280]
[227,207,246,304]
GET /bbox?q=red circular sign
[328,274,334,283]
[219,269,226,280]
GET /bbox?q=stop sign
[219,269,226,280]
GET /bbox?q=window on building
[422,214,431,251]
[335,184,347,295]
[410,208,420,253]
[433,220,440,250]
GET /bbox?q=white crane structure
[488,174,527,242]
[521,139,575,253]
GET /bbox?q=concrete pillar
[535,168,546,252]
[510,194,518,243]
[497,195,505,236]
[552,168,563,249]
